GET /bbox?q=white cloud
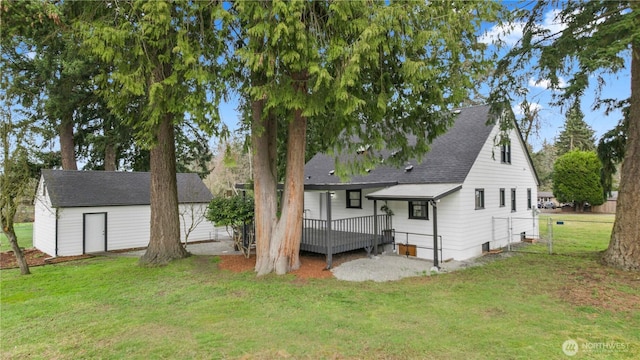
[478,22,525,46]
[528,77,567,90]
[513,101,543,116]
[479,9,567,46]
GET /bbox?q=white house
[302,105,539,266]
[33,170,216,257]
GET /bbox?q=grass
[537,213,615,254]
[1,215,639,359]
[0,223,33,252]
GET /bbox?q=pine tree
[555,100,596,156]
[491,1,640,271]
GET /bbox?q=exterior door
[84,213,106,253]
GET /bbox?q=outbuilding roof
[303,104,496,188]
[41,170,213,208]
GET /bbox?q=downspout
[54,208,59,257]
[325,190,332,269]
[373,199,378,255]
[430,199,439,269]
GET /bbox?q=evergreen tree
[552,151,605,212]
[490,1,640,271]
[555,99,596,156]
[75,0,229,265]
[229,0,503,275]
[532,140,557,191]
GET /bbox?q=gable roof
[304,104,496,189]
[41,170,213,208]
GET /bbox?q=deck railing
[302,215,393,255]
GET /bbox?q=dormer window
[329,170,335,175]
[404,165,414,172]
[501,142,511,164]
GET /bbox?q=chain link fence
[494,214,614,256]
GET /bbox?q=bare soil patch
[557,265,640,313]
[1,248,92,269]
[218,250,368,279]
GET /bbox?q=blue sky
[216,5,631,153]
[479,6,630,152]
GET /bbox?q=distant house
[301,105,540,267]
[537,191,558,207]
[33,170,216,257]
[592,191,618,214]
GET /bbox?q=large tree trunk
[270,108,307,274]
[253,98,279,276]
[140,113,189,265]
[602,40,640,271]
[6,228,30,275]
[254,72,308,276]
[104,139,117,171]
[59,115,77,170]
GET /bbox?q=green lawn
[0,222,34,252]
[1,215,638,359]
[538,213,615,254]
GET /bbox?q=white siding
[453,125,539,259]
[304,188,378,220]
[179,203,217,242]
[33,177,57,256]
[301,124,539,262]
[53,203,216,256]
[377,192,463,261]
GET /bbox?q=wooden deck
[301,215,393,258]
[300,228,392,255]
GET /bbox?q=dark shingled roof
[304,104,495,188]
[42,170,213,208]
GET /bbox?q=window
[527,188,532,210]
[499,188,506,207]
[501,142,511,164]
[475,189,485,209]
[346,189,361,209]
[409,201,428,220]
[511,188,517,212]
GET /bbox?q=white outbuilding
[34,170,216,257]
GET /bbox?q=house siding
[33,177,57,256]
[304,189,378,220]
[458,125,539,259]
[302,124,539,262]
[178,203,218,242]
[55,204,217,256]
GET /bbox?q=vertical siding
[33,177,57,256]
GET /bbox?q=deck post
[430,199,439,269]
[242,189,247,249]
[373,199,378,255]
[326,190,333,269]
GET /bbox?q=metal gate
[492,216,549,254]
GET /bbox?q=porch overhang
[365,183,462,202]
